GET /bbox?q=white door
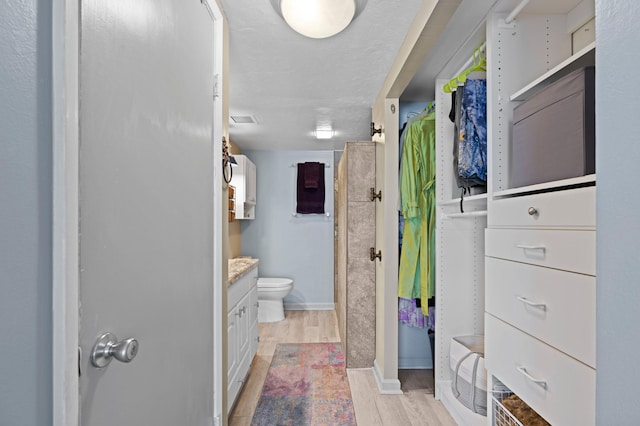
[78,1,216,424]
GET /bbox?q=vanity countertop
[228,257,259,286]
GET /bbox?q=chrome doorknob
[91,332,139,368]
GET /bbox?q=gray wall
[241,150,335,309]
[0,0,53,424]
[596,2,640,423]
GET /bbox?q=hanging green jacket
[398,112,436,315]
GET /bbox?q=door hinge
[370,247,382,262]
[370,187,382,202]
[370,122,383,137]
[78,347,82,377]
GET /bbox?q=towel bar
[290,163,331,168]
[292,212,331,217]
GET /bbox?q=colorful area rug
[251,342,356,426]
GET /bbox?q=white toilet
[257,278,293,323]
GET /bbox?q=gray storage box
[511,66,595,188]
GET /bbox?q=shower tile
[347,143,375,202]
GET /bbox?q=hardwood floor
[228,310,456,426]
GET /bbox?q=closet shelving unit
[374,0,595,423]
[484,0,596,425]
[432,30,489,426]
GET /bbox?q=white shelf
[494,174,596,198]
[510,42,595,101]
[442,210,488,220]
[438,193,488,207]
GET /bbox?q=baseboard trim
[398,357,433,369]
[284,302,335,311]
[372,359,403,395]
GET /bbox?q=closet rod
[505,0,531,24]
[442,210,487,220]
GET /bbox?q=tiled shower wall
[336,142,376,368]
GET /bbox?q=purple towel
[296,163,325,214]
[303,162,321,189]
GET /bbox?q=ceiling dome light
[272,0,366,39]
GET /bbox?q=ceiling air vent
[231,115,256,124]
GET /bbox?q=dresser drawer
[486,228,595,275]
[485,315,595,426]
[486,257,595,367]
[489,186,595,229]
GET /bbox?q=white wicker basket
[492,391,524,426]
[492,390,550,426]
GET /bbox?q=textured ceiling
[219,0,423,151]
[220,0,583,152]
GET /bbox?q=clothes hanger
[407,103,436,127]
[443,45,486,93]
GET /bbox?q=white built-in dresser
[484,1,596,424]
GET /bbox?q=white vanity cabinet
[230,154,256,220]
[227,266,259,412]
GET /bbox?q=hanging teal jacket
[398,112,436,315]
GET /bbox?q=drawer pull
[516,244,546,252]
[528,207,538,216]
[517,366,548,389]
[516,296,547,311]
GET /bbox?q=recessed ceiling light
[315,128,335,139]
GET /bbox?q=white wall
[596,2,640,422]
[0,0,53,424]
[241,150,335,310]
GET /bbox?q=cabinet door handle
[516,366,547,389]
[516,244,546,252]
[516,296,547,311]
